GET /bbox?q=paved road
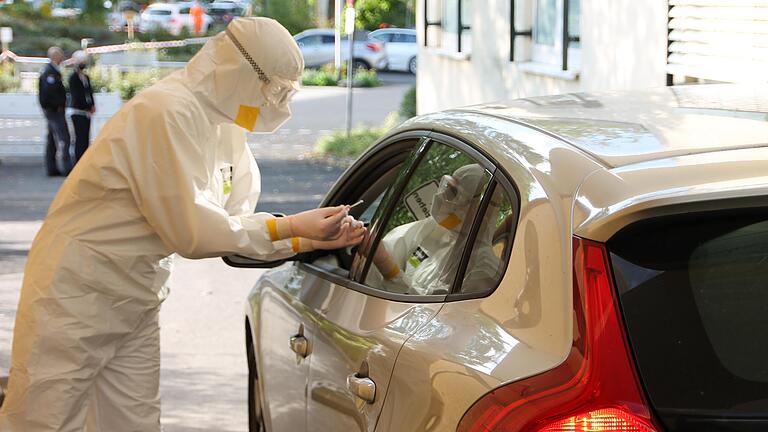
[0,72,412,431]
[0,72,414,160]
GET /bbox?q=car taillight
[366,42,381,52]
[169,17,177,24]
[457,237,659,432]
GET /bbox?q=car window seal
[299,262,447,304]
[450,175,498,295]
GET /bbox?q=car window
[362,142,492,296]
[458,184,516,295]
[321,35,335,44]
[608,210,768,427]
[372,33,392,42]
[147,8,171,15]
[296,35,321,46]
[179,6,189,14]
[392,33,416,43]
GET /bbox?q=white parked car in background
[294,28,387,71]
[139,2,211,35]
[369,28,417,74]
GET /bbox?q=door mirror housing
[222,254,298,268]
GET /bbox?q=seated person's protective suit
[0,18,362,432]
[369,164,502,295]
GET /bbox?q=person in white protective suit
[0,17,365,432]
[368,164,502,295]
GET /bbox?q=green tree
[355,0,414,30]
[260,0,316,35]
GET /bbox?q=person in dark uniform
[39,46,72,176]
[67,50,95,164]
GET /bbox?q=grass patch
[399,86,416,119]
[315,113,399,158]
[301,68,338,86]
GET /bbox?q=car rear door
[301,136,499,431]
[386,32,415,70]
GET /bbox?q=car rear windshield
[608,208,768,431]
[147,9,171,15]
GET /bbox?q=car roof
[371,28,416,34]
[146,3,176,9]
[460,84,768,168]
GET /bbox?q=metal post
[561,0,569,71]
[457,0,462,52]
[344,2,356,137]
[334,0,342,80]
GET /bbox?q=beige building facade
[416,0,768,113]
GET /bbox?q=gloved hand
[281,205,350,241]
[312,216,366,250]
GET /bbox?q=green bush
[301,68,338,86]
[261,0,315,35]
[353,68,381,87]
[315,113,400,158]
[0,63,21,93]
[355,0,414,30]
[399,85,416,119]
[87,66,169,100]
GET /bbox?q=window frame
[301,130,520,304]
[423,0,472,53]
[510,0,581,71]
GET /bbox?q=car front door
[301,136,496,431]
[296,34,323,68]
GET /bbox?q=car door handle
[347,373,376,403]
[289,335,308,358]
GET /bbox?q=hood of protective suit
[430,164,486,230]
[181,17,304,132]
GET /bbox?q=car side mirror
[222,211,292,268]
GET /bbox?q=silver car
[294,28,388,71]
[369,28,417,74]
[227,84,768,432]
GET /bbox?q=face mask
[431,175,464,230]
[226,29,298,133]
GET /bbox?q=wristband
[266,217,294,241]
[291,237,314,253]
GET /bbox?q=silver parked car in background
[294,28,387,71]
[227,84,768,432]
[369,28,417,74]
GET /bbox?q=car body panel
[372,117,604,431]
[574,146,768,242]
[297,261,442,432]
[463,85,768,168]
[248,263,310,432]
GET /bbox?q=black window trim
[423,0,472,53]
[300,129,521,304]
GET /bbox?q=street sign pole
[0,27,12,53]
[344,1,355,137]
[334,0,342,81]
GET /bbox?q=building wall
[416,0,669,114]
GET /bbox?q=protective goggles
[226,28,300,107]
[438,174,484,202]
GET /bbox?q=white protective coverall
[0,18,304,432]
[370,164,502,295]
